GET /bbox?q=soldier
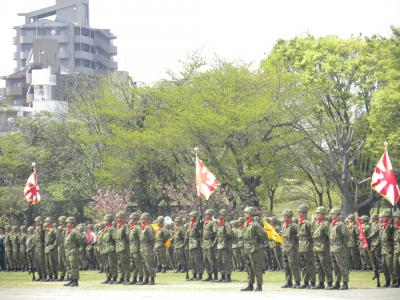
[328,207,349,290]
[237,217,246,271]
[63,217,81,287]
[368,213,381,280]
[128,212,143,284]
[202,209,218,282]
[269,217,283,270]
[216,209,234,282]
[296,204,316,288]
[19,226,28,271]
[11,225,20,271]
[281,209,301,288]
[379,209,395,287]
[154,216,170,273]
[139,212,156,285]
[173,217,186,273]
[97,223,108,274]
[115,211,130,284]
[393,210,400,288]
[359,215,373,270]
[44,217,58,281]
[4,225,13,271]
[86,224,97,270]
[77,224,88,270]
[312,206,332,289]
[26,226,36,280]
[100,214,118,284]
[57,216,67,281]
[33,216,47,281]
[186,211,203,280]
[0,227,5,271]
[94,224,103,273]
[346,214,361,270]
[240,207,264,292]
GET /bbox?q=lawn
[0,270,381,290]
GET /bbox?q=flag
[371,147,399,206]
[85,229,97,244]
[24,169,40,205]
[150,223,160,233]
[196,155,218,200]
[263,220,283,244]
[356,217,368,249]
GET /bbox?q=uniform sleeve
[51,230,58,250]
[341,223,350,243]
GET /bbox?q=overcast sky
[0,0,399,86]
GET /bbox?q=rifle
[368,248,380,287]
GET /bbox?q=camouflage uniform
[186,211,204,280]
[77,224,88,270]
[33,217,47,281]
[393,210,400,287]
[281,209,301,288]
[297,204,316,288]
[63,217,81,287]
[97,223,108,274]
[202,209,218,281]
[128,213,143,284]
[359,215,373,270]
[139,212,156,285]
[216,209,234,282]
[346,214,361,270]
[44,217,58,280]
[57,216,67,280]
[4,225,13,271]
[269,217,283,270]
[19,226,28,270]
[115,211,131,284]
[379,209,395,287]
[368,214,381,278]
[10,226,20,271]
[312,206,332,289]
[26,226,36,280]
[100,214,118,284]
[240,207,264,292]
[154,216,170,273]
[172,217,186,273]
[328,207,349,290]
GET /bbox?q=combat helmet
[174,217,183,224]
[330,207,342,215]
[371,214,379,221]
[282,209,293,217]
[66,216,76,224]
[27,226,34,233]
[20,225,27,231]
[380,209,392,218]
[360,215,369,222]
[58,216,67,223]
[129,212,140,221]
[204,209,214,216]
[244,206,257,216]
[219,209,227,216]
[34,216,42,222]
[189,211,199,218]
[297,204,308,213]
[315,206,326,215]
[347,213,355,220]
[140,212,150,221]
[116,211,126,219]
[156,216,164,224]
[103,214,113,223]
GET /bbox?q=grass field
[0,270,382,290]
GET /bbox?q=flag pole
[194,147,203,216]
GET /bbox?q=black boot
[240,283,254,291]
[203,273,212,281]
[292,281,301,289]
[116,277,124,284]
[70,279,79,287]
[340,282,348,290]
[174,264,181,273]
[161,267,166,273]
[312,282,324,289]
[281,281,292,288]
[223,274,231,283]
[101,276,111,284]
[300,281,309,289]
[325,282,333,289]
[218,274,225,282]
[212,272,219,282]
[139,277,149,285]
[137,276,143,285]
[195,273,202,281]
[391,280,399,288]
[190,273,197,281]
[123,278,130,285]
[130,276,137,285]
[254,284,262,291]
[308,282,316,289]
[383,280,391,288]
[64,279,73,286]
[57,276,64,282]
[110,277,118,284]
[149,277,155,285]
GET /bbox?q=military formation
[0,205,400,291]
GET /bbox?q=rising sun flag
[263,220,283,244]
[371,145,399,206]
[24,163,41,206]
[196,155,218,200]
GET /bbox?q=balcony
[58,51,69,59]
[6,87,23,96]
[96,55,118,70]
[0,88,6,97]
[74,35,94,45]
[75,51,95,61]
[95,38,117,55]
[13,36,19,44]
[19,35,69,44]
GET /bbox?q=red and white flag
[24,169,41,206]
[371,147,399,206]
[196,155,218,200]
